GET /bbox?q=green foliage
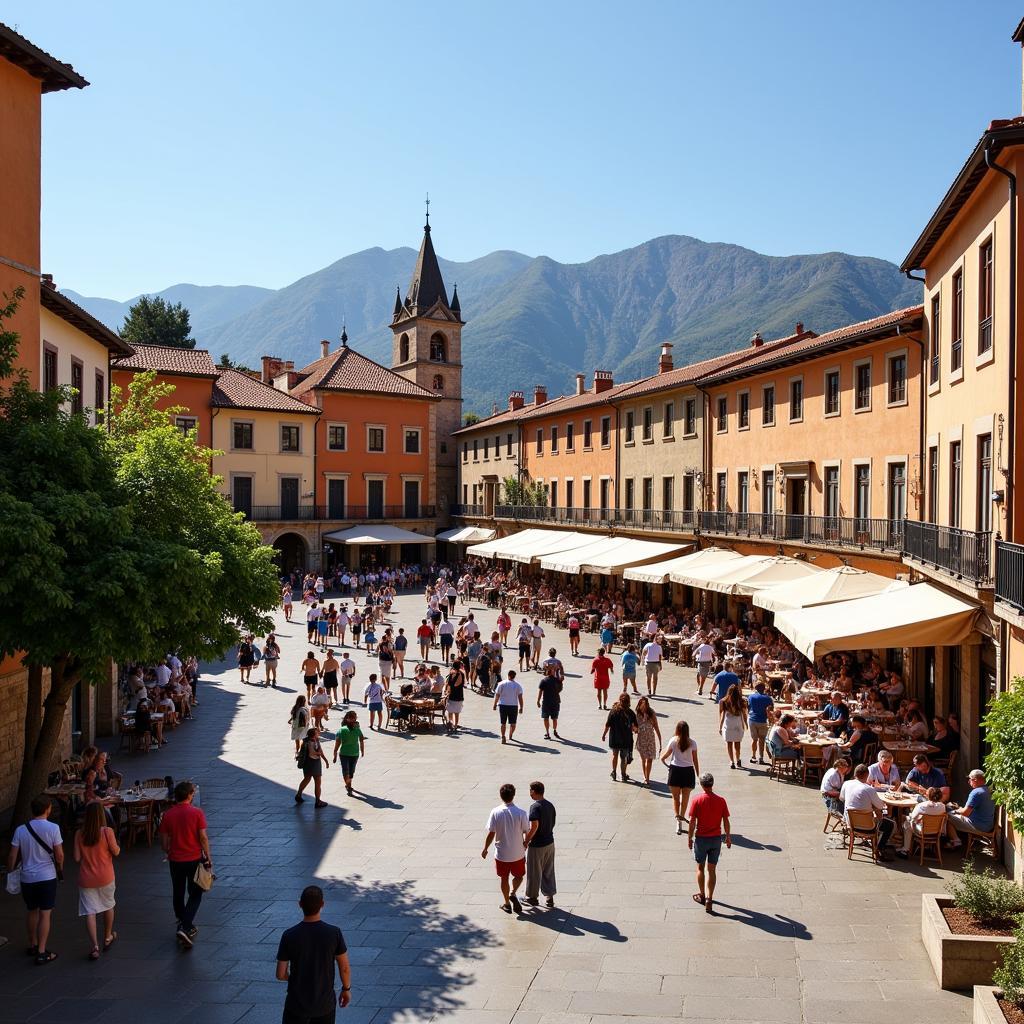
[218,352,255,373]
[120,294,195,349]
[463,412,481,426]
[946,859,1024,925]
[501,474,548,507]
[982,681,1024,824]
[993,916,1024,1006]
[0,286,26,378]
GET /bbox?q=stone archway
[272,532,308,573]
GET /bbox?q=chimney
[533,385,548,406]
[40,273,56,290]
[575,373,585,395]
[659,342,674,373]
[593,370,614,393]
[750,331,763,348]
[794,322,804,336]
[509,390,525,411]
[320,339,330,358]
[261,355,279,384]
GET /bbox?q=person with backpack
[263,634,281,688]
[7,795,64,964]
[295,728,330,808]
[289,696,310,753]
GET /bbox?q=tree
[981,681,1024,824]
[0,286,25,378]
[119,294,195,349]
[501,474,548,507]
[218,352,255,374]
[463,412,481,427]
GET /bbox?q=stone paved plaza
[0,591,976,1023]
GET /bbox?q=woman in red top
[590,647,614,711]
[73,801,120,959]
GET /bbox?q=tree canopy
[119,294,195,349]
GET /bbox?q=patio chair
[767,748,800,783]
[802,747,825,786]
[909,812,946,865]
[124,800,156,847]
[823,804,845,834]
[846,808,880,862]
[964,812,1000,861]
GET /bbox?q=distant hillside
[68,236,920,412]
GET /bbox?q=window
[824,466,840,518]
[94,371,105,417]
[978,434,992,532]
[642,407,653,441]
[642,477,653,512]
[327,478,346,519]
[684,398,697,435]
[399,333,410,363]
[566,423,574,451]
[462,441,468,463]
[824,370,840,416]
[328,424,347,450]
[429,332,447,361]
[506,433,513,456]
[979,238,993,354]
[762,385,775,426]
[432,374,444,392]
[600,415,611,447]
[233,421,253,449]
[367,427,385,453]
[662,476,673,511]
[737,471,749,514]
[761,470,774,515]
[662,401,674,438]
[462,483,468,503]
[928,446,938,524]
[535,428,543,455]
[599,478,611,515]
[738,392,749,429]
[624,478,635,511]
[951,269,963,372]
[550,425,558,453]
[484,437,490,459]
[402,428,420,454]
[70,359,83,414]
[625,410,635,443]
[789,378,803,422]
[549,480,558,508]
[175,416,198,436]
[582,479,591,510]
[472,439,479,461]
[854,362,871,411]
[949,440,962,525]
[583,419,592,448]
[566,479,574,508]
[281,425,300,452]
[887,354,907,405]
[43,346,57,393]
[855,465,871,521]
[716,396,727,432]
[888,462,906,522]
[494,435,500,459]
[716,472,727,510]
[929,293,941,385]
[682,473,695,512]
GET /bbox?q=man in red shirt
[416,619,434,663]
[590,647,614,710]
[158,781,212,948]
[687,772,731,914]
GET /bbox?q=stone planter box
[922,894,1016,990]
[974,986,1008,1024]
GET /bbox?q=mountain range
[65,235,920,414]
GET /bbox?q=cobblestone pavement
[0,591,974,1023]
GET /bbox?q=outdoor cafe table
[879,791,918,824]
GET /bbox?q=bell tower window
[430,332,447,362]
[399,333,410,363]
[433,374,444,392]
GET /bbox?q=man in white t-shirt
[7,795,64,964]
[694,641,716,696]
[641,639,664,697]
[643,614,659,639]
[481,783,531,914]
[820,757,851,817]
[516,619,532,671]
[306,603,321,643]
[154,659,172,688]
[492,671,525,744]
[839,764,895,859]
[530,620,545,670]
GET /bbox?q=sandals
[692,893,706,905]
[103,932,118,952]
[705,899,714,915]
[35,950,58,965]
[89,946,101,961]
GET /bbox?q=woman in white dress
[718,683,747,770]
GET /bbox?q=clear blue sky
[8,1,1023,298]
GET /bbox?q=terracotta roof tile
[113,343,218,378]
[290,346,436,399]
[41,285,133,355]
[0,23,88,92]
[452,399,544,435]
[212,368,319,415]
[519,379,640,421]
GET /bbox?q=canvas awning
[465,528,561,559]
[695,555,822,597]
[436,526,496,544]
[540,537,690,575]
[466,529,593,562]
[773,582,989,660]
[624,546,743,584]
[504,530,607,565]
[322,525,436,545]
[754,565,907,613]
[670,553,772,591]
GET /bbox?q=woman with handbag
[74,801,121,960]
[288,696,309,753]
[295,728,330,808]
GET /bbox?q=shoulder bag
[24,821,63,881]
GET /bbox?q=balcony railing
[451,504,486,517]
[979,316,993,355]
[996,539,1024,613]
[698,511,904,553]
[492,505,695,533]
[903,520,992,585]
[238,505,436,522]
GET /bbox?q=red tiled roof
[0,23,88,92]
[113,343,218,378]
[41,285,134,355]
[290,345,436,399]
[212,368,319,415]
[518,379,640,421]
[700,306,925,386]
[452,399,545,435]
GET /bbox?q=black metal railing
[979,316,993,354]
[996,539,1024,612]
[239,504,436,522]
[903,520,992,585]
[451,504,486,517]
[929,355,939,386]
[492,505,695,533]
[698,511,904,553]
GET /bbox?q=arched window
[429,332,447,362]
[433,374,444,392]
[399,333,410,363]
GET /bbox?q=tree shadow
[522,906,628,941]
[706,902,812,939]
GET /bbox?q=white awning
[625,546,743,584]
[773,582,989,660]
[541,537,691,576]
[466,528,559,559]
[436,526,496,544]
[322,525,436,545]
[466,529,593,562]
[670,553,772,590]
[505,530,605,565]
[691,555,822,597]
[754,565,907,613]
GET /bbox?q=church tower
[391,210,463,518]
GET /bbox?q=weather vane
[425,192,430,227]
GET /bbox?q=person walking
[718,683,747,769]
[641,636,663,697]
[537,664,563,740]
[158,781,212,948]
[634,696,662,785]
[336,605,349,647]
[376,637,395,689]
[687,772,731,914]
[746,681,774,765]
[332,710,366,796]
[275,885,352,1021]
[338,651,356,705]
[567,611,581,656]
[693,639,715,696]
[363,673,386,731]
[524,781,557,908]
[393,627,408,677]
[263,634,281,688]
[295,728,330,808]
[237,634,255,684]
[603,693,639,782]
[712,661,739,705]
[493,670,525,744]
[438,617,455,665]
[516,618,532,671]
[321,651,341,708]
[481,783,530,915]
[282,583,294,622]
[660,721,700,835]
[620,643,640,695]
[416,619,433,663]
[301,651,321,700]
[590,647,614,710]
[530,619,545,670]
[73,800,120,960]
[289,696,310,752]
[496,607,511,648]
[443,661,467,733]
[6,795,64,964]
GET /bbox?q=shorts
[447,700,464,714]
[495,857,526,879]
[304,674,318,689]
[693,836,723,866]
[622,670,636,682]
[541,703,560,719]
[611,745,633,763]
[645,663,660,680]
[338,755,358,778]
[499,705,519,725]
[318,622,329,636]
[518,642,530,657]
[440,636,454,649]
[368,702,384,713]
[668,765,696,790]
[697,661,713,679]
[568,628,580,639]
[22,878,58,911]
[749,722,769,741]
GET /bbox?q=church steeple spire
[404,207,449,314]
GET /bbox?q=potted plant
[923,861,1024,990]
[974,916,1024,1024]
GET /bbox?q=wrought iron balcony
[697,511,904,553]
[902,520,992,585]
[451,504,486,517]
[995,539,1024,612]
[237,505,436,522]
[493,505,698,532]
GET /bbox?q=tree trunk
[11,654,80,829]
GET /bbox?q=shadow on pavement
[706,902,812,939]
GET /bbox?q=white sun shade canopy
[670,553,774,591]
[322,525,436,545]
[540,536,690,575]
[754,564,907,613]
[465,529,593,562]
[624,546,743,584]
[696,555,823,596]
[436,526,496,543]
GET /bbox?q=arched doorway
[273,532,308,573]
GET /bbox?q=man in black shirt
[276,885,351,1023]
[524,781,557,908]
